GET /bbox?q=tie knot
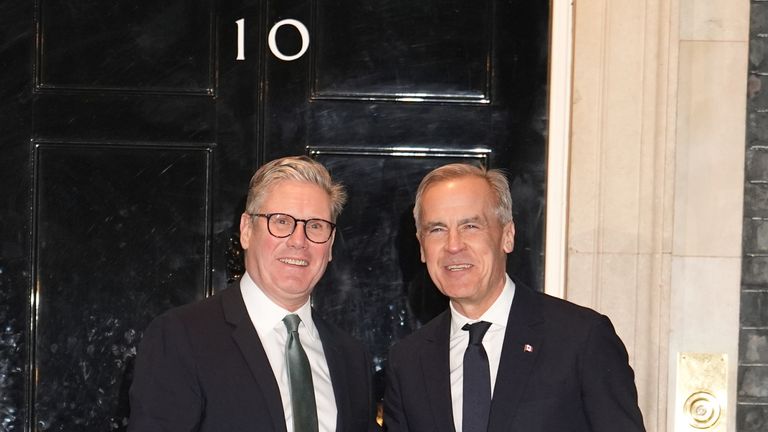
[462,321,491,345]
[283,314,302,333]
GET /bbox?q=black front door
[0,0,548,428]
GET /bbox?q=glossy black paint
[33,144,210,430]
[313,0,492,102]
[0,1,34,430]
[0,0,549,429]
[37,0,215,92]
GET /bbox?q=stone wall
[738,2,768,430]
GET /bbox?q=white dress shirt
[240,272,338,432]
[448,275,515,432]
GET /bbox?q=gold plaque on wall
[675,353,727,431]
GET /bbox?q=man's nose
[444,229,465,253]
[286,222,308,247]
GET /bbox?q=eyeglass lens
[265,213,334,243]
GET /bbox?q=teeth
[279,258,308,266]
[446,264,471,271]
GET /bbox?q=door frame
[544,0,572,298]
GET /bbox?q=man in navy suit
[384,163,645,432]
[129,156,378,432]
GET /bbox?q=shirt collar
[449,274,516,335]
[240,271,319,341]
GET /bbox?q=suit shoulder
[143,287,231,338]
[524,289,622,346]
[533,290,606,321]
[161,290,222,319]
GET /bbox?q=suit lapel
[222,285,288,432]
[313,311,348,432]
[418,311,456,432]
[487,284,544,432]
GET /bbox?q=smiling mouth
[446,264,472,272]
[279,258,309,267]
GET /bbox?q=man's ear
[417,233,426,263]
[503,222,515,253]
[328,231,336,262]
[239,213,252,250]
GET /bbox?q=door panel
[33,143,210,429]
[37,0,215,92]
[312,0,492,102]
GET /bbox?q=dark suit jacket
[128,284,378,432]
[383,282,645,432]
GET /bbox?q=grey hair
[245,156,347,220]
[413,163,513,233]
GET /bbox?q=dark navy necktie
[462,321,492,432]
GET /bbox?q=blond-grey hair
[245,156,347,220]
[413,163,513,233]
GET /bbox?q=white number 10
[236,18,310,62]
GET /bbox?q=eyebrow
[458,216,483,225]
[422,215,483,230]
[422,221,446,231]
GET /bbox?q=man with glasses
[129,156,378,432]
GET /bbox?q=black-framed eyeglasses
[250,213,336,244]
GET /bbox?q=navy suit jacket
[128,284,378,432]
[383,282,645,432]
